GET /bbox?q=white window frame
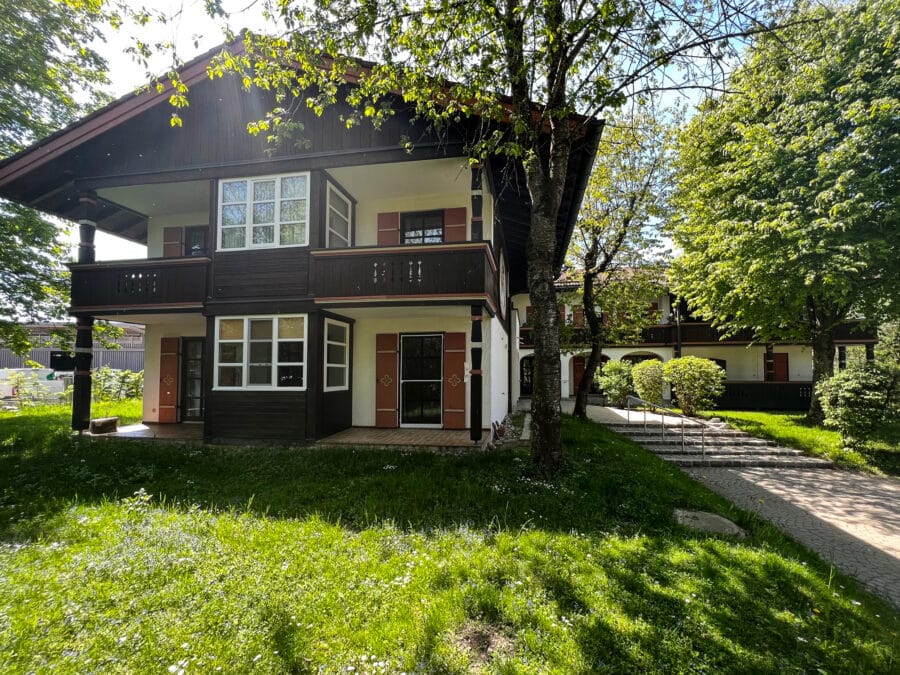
[323,318,350,392]
[213,315,308,391]
[217,172,310,251]
[325,183,352,248]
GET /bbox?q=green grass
[0,403,897,673]
[705,410,900,475]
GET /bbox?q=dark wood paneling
[320,390,353,436]
[212,248,310,299]
[69,258,208,314]
[310,245,494,300]
[205,391,308,441]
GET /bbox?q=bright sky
[66,0,261,260]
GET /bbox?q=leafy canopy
[670,0,900,342]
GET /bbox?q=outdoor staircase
[606,422,834,468]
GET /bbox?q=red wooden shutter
[525,306,533,325]
[773,353,789,382]
[443,332,466,429]
[377,212,400,246]
[375,333,399,428]
[558,306,567,323]
[573,356,585,396]
[159,337,179,423]
[163,227,184,257]
[573,308,584,327]
[444,207,467,243]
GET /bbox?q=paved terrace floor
[318,427,490,451]
[88,422,204,442]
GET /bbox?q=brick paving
[684,467,900,609]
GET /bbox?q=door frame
[399,332,444,428]
[180,336,205,422]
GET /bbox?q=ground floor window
[214,315,307,390]
[324,318,350,391]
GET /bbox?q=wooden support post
[470,164,483,242]
[470,305,483,442]
[72,194,97,432]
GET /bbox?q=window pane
[253,202,275,224]
[218,366,242,387]
[249,342,272,363]
[280,222,305,245]
[330,188,349,217]
[249,365,272,385]
[222,181,246,203]
[252,225,275,245]
[281,175,306,199]
[327,343,346,366]
[278,365,304,387]
[328,233,348,248]
[250,319,273,340]
[219,343,243,363]
[327,366,346,388]
[222,204,246,226]
[281,199,306,223]
[219,319,244,340]
[278,316,305,339]
[327,322,347,343]
[329,213,349,239]
[222,227,245,249]
[253,180,276,201]
[278,341,303,363]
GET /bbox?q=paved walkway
[572,403,900,609]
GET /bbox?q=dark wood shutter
[375,333,399,428]
[444,207,467,243]
[558,306,567,323]
[772,353,789,382]
[525,306,533,325]
[159,337,179,423]
[377,212,400,246]
[573,308,584,327]
[443,332,467,429]
[163,227,184,257]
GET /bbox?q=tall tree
[670,0,900,422]
[0,0,110,353]
[148,0,784,473]
[564,109,669,419]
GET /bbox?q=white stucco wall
[484,316,509,426]
[351,314,473,427]
[682,344,814,381]
[142,316,207,422]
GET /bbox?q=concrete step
[651,445,802,456]
[606,424,749,437]
[660,454,833,468]
[636,437,775,447]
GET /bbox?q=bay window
[218,173,309,250]
[215,315,307,390]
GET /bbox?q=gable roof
[0,43,600,293]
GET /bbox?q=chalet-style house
[0,47,600,443]
[512,291,877,410]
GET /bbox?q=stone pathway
[685,467,900,609]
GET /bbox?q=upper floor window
[214,315,307,390]
[326,184,351,248]
[218,173,309,250]
[401,211,443,245]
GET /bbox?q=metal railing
[624,394,722,459]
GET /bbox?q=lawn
[706,410,900,476]
[1,403,897,673]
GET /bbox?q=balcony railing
[69,257,209,315]
[310,243,499,311]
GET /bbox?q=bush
[632,360,665,406]
[663,356,725,416]
[817,363,897,450]
[598,360,633,407]
[6,371,58,407]
[92,367,144,401]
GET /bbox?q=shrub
[598,360,633,407]
[632,360,665,406]
[817,363,897,450]
[663,356,725,416]
[6,371,57,407]
[92,367,144,401]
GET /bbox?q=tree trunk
[527,210,564,476]
[808,328,836,424]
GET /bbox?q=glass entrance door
[400,334,443,426]
[181,337,204,421]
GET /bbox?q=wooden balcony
[69,257,209,316]
[310,243,499,312]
